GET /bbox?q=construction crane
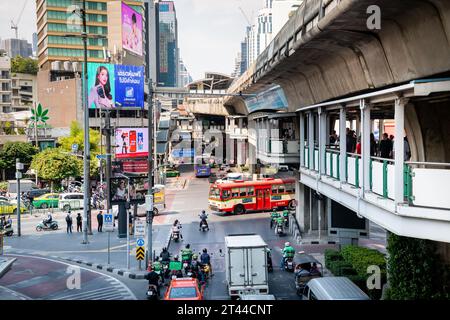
[11,0,29,39]
[238,6,252,27]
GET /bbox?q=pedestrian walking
[97,211,103,232]
[76,213,82,232]
[65,211,73,234]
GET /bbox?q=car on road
[164,278,204,300]
[32,193,59,209]
[0,199,27,215]
[59,193,84,212]
[26,188,51,200]
[165,167,180,178]
[300,277,370,300]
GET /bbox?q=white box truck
[224,234,269,297]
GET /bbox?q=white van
[301,277,370,300]
[59,193,84,212]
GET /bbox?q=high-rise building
[244,0,302,67]
[178,58,192,87]
[0,52,12,113]
[156,1,179,87]
[36,0,145,69]
[1,39,33,58]
[32,33,38,57]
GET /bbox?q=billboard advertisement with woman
[87,63,144,109]
[115,128,148,158]
[122,3,143,56]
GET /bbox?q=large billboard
[122,3,143,57]
[110,177,148,205]
[87,63,144,109]
[115,128,148,158]
[245,85,288,113]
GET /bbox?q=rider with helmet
[199,210,209,230]
[181,244,193,264]
[270,208,281,229]
[281,242,296,270]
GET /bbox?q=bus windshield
[209,187,221,199]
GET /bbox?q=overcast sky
[0,0,265,80]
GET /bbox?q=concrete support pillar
[395,98,407,205]
[309,188,313,233]
[379,119,384,139]
[360,99,371,194]
[238,118,243,130]
[319,108,327,175]
[299,112,305,167]
[339,106,347,182]
[266,119,270,154]
[308,112,314,170]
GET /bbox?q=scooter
[172,230,180,242]
[275,223,284,236]
[284,257,295,272]
[146,285,159,300]
[36,220,58,232]
[0,223,13,236]
[199,219,209,232]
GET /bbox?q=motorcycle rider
[191,254,200,276]
[270,208,281,229]
[200,248,213,277]
[281,242,296,270]
[171,219,183,240]
[181,244,193,265]
[151,257,163,275]
[198,210,209,230]
[44,211,53,228]
[275,215,285,235]
[282,209,289,226]
[160,247,171,264]
[144,268,162,298]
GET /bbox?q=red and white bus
[208,178,296,214]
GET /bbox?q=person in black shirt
[379,133,393,158]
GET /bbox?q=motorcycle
[275,223,284,236]
[199,219,209,232]
[146,285,159,301]
[0,223,13,237]
[36,220,58,232]
[172,230,180,242]
[267,250,273,273]
[284,257,295,272]
[199,263,210,284]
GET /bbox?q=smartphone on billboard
[129,130,137,153]
[137,132,144,151]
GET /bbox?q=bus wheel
[234,205,245,215]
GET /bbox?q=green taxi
[32,193,59,209]
[165,168,180,178]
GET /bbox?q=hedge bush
[324,249,343,267]
[341,245,387,279]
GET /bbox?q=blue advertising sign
[244,85,288,113]
[86,63,144,109]
[172,148,195,158]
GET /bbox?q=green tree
[0,141,39,168]
[31,148,82,190]
[11,56,38,75]
[386,233,450,299]
[58,121,101,178]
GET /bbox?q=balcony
[227,127,248,139]
[258,139,300,165]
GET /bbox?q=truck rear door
[249,247,267,286]
[229,248,246,287]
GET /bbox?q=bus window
[209,187,220,199]
[248,187,255,196]
[240,188,247,197]
[272,185,278,194]
[278,185,285,194]
[231,188,239,198]
[222,189,231,199]
[286,184,294,193]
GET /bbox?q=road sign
[136,246,145,261]
[134,219,146,237]
[145,195,154,212]
[136,238,145,247]
[72,144,78,153]
[103,213,114,232]
[96,154,107,160]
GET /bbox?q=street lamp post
[81,0,90,244]
[146,79,154,266]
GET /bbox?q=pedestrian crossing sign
[104,214,114,232]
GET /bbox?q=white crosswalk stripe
[53,286,134,300]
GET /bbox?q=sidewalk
[3,224,172,280]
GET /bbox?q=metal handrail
[371,156,395,163]
[406,161,450,167]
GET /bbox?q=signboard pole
[103,211,114,265]
[108,230,111,265]
[146,79,154,267]
[126,209,130,269]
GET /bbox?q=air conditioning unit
[63,61,73,72]
[51,61,62,71]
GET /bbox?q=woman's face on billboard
[98,69,108,86]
